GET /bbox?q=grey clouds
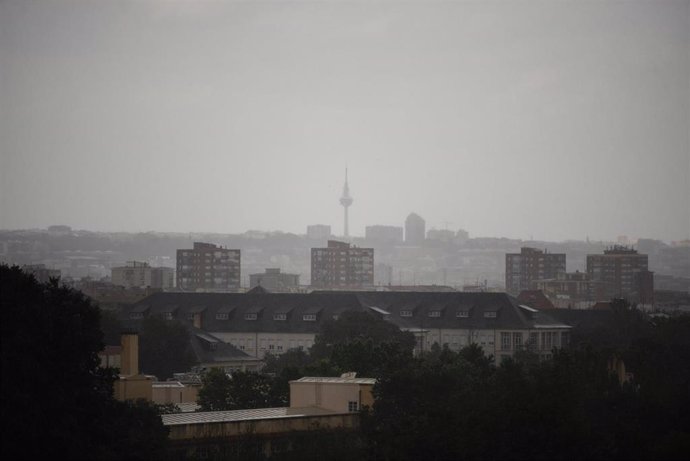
[1,0,688,242]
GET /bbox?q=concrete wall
[167,413,359,441]
[290,382,374,413]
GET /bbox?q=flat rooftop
[291,377,376,385]
[161,406,337,426]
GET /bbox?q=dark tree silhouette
[0,265,169,460]
[139,315,196,380]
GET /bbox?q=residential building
[365,225,403,244]
[405,213,425,245]
[586,246,652,302]
[426,228,455,243]
[505,247,566,295]
[532,271,608,308]
[111,261,174,289]
[311,240,374,289]
[306,224,331,241]
[176,242,241,292]
[249,268,300,292]
[122,290,570,362]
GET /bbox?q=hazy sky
[1,0,688,242]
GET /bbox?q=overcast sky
[1,0,688,242]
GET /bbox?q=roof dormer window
[456,310,470,318]
[216,313,229,320]
[484,311,497,318]
[244,313,258,321]
[400,310,412,317]
[274,313,287,321]
[428,311,441,318]
[303,314,317,321]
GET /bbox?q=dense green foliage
[198,368,286,411]
[139,315,196,380]
[363,308,690,460]
[0,264,169,460]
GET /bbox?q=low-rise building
[249,268,300,292]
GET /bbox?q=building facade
[112,261,174,289]
[249,268,300,292]
[306,224,331,241]
[404,213,426,245]
[122,291,570,362]
[586,246,652,302]
[365,225,404,244]
[311,240,374,289]
[505,247,566,295]
[177,242,241,292]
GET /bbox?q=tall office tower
[176,242,241,292]
[339,169,353,238]
[404,212,426,245]
[505,247,566,295]
[311,240,374,289]
[587,245,652,302]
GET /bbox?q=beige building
[289,376,375,413]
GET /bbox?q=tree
[311,311,416,377]
[0,264,169,460]
[197,368,284,411]
[139,315,196,380]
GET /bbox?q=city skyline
[1,1,688,243]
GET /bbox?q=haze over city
[1,0,688,242]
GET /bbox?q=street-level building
[121,290,570,362]
[311,240,374,289]
[176,242,241,292]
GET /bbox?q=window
[501,332,511,350]
[273,313,287,321]
[216,313,229,320]
[561,332,570,347]
[303,314,317,321]
[528,332,538,349]
[428,311,441,318]
[513,332,522,349]
[400,310,412,317]
[129,312,144,320]
[244,313,257,321]
[456,310,470,318]
[348,401,359,412]
[484,311,497,318]
[269,344,275,351]
[187,313,195,321]
[164,312,173,320]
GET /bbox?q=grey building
[365,225,404,244]
[176,242,241,292]
[249,268,300,292]
[405,213,426,245]
[505,247,566,295]
[311,240,374,289]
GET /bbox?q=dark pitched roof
[517,290,556,310]
[120,291,570,334]
[246,285,270,295]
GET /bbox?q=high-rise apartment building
[176,242,241,292]
[311,240,374,289]
[112,261,174,289]
[405,213,426,245]
[505,247,566,295]
[586,246,652,302]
